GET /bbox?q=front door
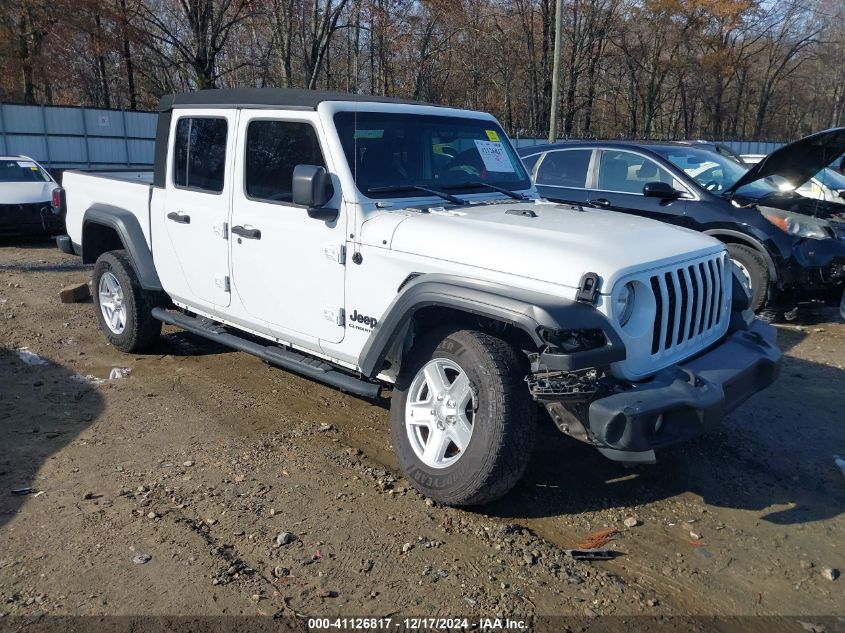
[157,110,236,308]
[588,149,689,225]
[229,112,347,344]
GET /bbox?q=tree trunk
[95,14,112,108]
[119,0,137,110]
[19,11,36,104]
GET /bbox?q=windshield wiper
[366,184,468,206]
[442,181,528,200]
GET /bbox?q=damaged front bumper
[533,317,782,464]
[778,234,845,304]
[590,318,781,463]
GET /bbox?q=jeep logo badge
[349,309,378,328]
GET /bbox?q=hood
[0,181,55,205]
[726,127,845,196]
[386,201,724,292]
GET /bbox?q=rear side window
[598,150,673,194]
[536,150,591,188]
[173,117,228,193]
[245,120,325,203]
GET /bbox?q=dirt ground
[0,241,843,623]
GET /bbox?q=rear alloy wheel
[390,328,536,506]
[92,250,161,353]
[98,271,127,335]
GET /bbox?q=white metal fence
[0,103,157,171]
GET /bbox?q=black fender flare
[703,228,779,284]
[82,205,163,292]
[357,274,625,378]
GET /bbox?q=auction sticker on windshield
[474,139,515,172]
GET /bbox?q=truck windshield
[0,159,51,183]
[333,112,530,199]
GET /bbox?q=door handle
[588,198,611,207]
[231,225,261,240]
[167,211,191,224]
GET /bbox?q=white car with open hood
[56,89,782,505]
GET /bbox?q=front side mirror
[642,181,680,199]
[292,164,337,220]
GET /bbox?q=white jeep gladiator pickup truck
[56,88,782,505]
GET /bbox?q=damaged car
[0,155,64,238]
[519,129,845,320]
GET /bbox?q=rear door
[588,149,690,224]
[532,148,594,204]
[229,112,347,344]
[155,110,235,308]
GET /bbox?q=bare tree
[749,2,820,137]
[139,0,256,89]
[0,0,842,144]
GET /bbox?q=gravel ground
[0,241,843,622]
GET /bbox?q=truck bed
[63,170,154,251]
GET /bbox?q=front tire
[726,243,769,312]
[390,328,536,506]
[92,250,161,353]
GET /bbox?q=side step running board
[151,307,381,399]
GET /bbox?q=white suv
[57,88,781,505]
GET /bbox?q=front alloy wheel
[390,328,536,506]
[726,243,769,312]
[731,259,753,298]
[840,287,845,321]
[405,358,476,469]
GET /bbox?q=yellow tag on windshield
[485,130,500,142]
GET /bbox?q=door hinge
[215,274,230,293]
[214,222,229,239]
[324,305,345,326]
[324,244,346,265]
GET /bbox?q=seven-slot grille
[649,253,728,356]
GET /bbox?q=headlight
[759,206,831,240]
[615,282,635,326]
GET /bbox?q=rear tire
[92,250,161,353]
[726,243,769,312]
[390,328,536,506]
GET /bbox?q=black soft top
[158,88,436,112]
